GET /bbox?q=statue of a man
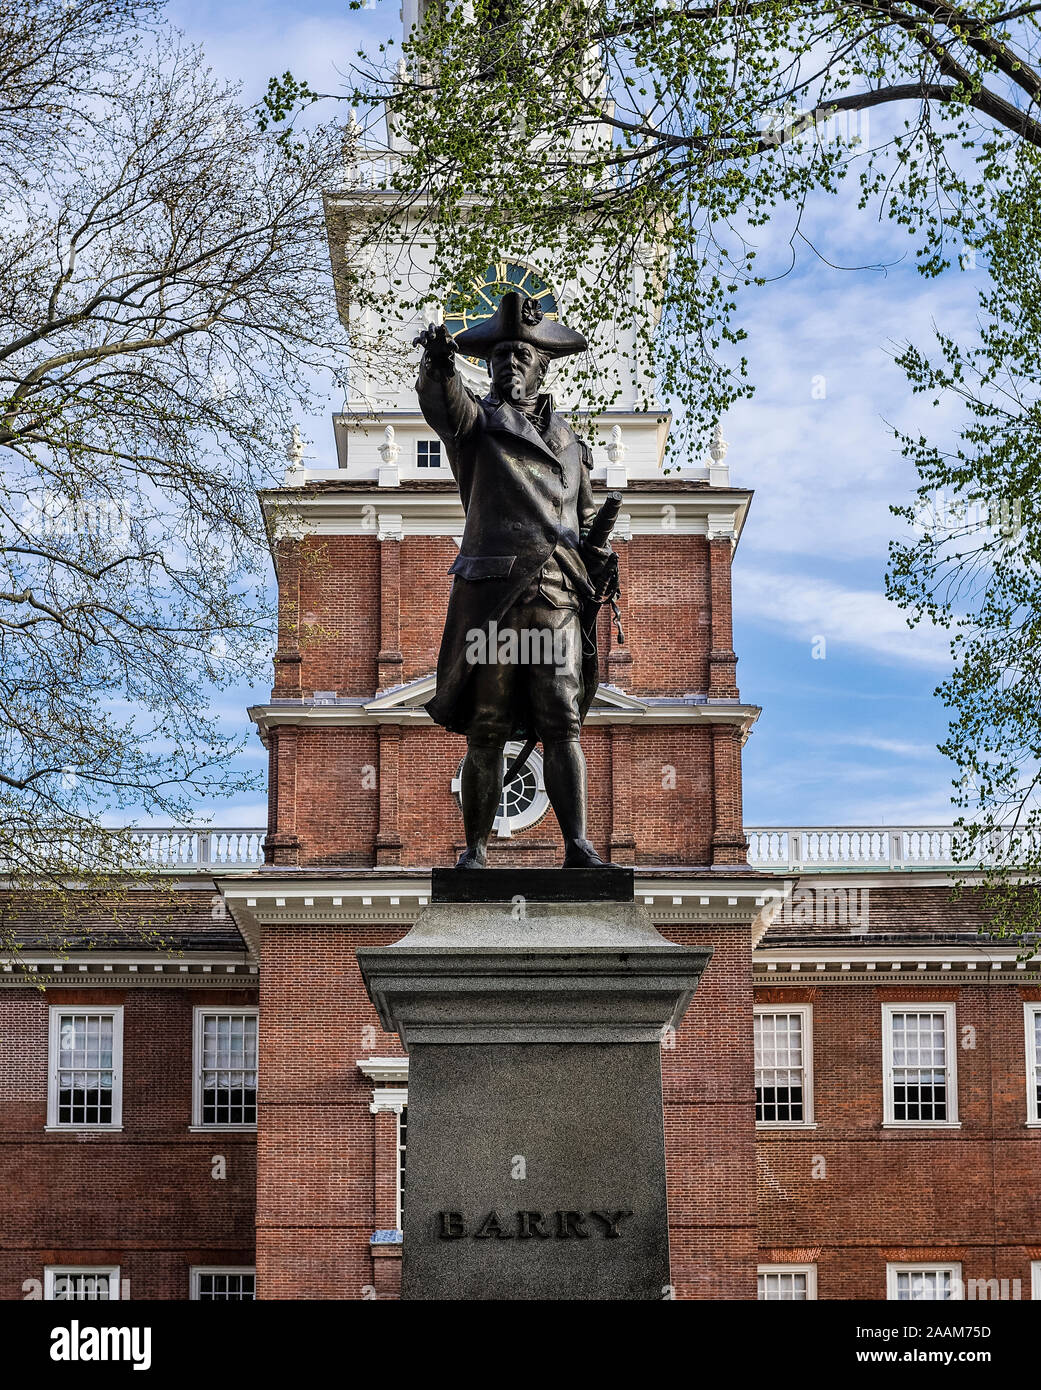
[415,291,617,869]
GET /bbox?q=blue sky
[167,0,972,832]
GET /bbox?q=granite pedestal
[357,868,711,1300]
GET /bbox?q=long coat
[417,362,602,739]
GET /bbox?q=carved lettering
[589,1209,633,1238]
[439,1211,465,1239]
[473,1210,513,1239]
[555,1210,589,1239]
[517,1211,552,1239]
[435,1208,631,1240]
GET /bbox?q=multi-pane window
[397,1104,408,1229]
[1025,1004,1041,1123]
[47,1008,122,1129]
[416,439,441,468]
[887,1264,963,1301]
[755,1007,812,1124]
[883,1005,958,1125]
[758,1265,816,1300]
[190,1268,256,1301]
[45,1267,120,1300]
[192,1008,258,1128]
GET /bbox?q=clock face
[444,262,558,364]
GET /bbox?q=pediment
[365,675,647,716]
[366,674,437,711]
[588,684,648,712]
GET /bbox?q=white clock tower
[254,10,757,862]
[315,10,734,492]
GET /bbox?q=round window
[451,742,550,838]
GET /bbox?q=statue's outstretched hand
[414,323,458,376]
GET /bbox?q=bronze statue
[415,290,621,869]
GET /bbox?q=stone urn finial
[607,424,627,465]
[284,425,306,485]
[709,421,729,465]
[378,425,402,467]
[286,424,305,466]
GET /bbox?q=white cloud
[734,565,952,668]
[806,733,940,758]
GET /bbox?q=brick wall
[257,924,407,1299]
[257,918,754,1300]
[755,982,1041,1299]
[0,988,257,1301]
[663,922,757,1298]
[262,492,746,871]
[270,724,720,868]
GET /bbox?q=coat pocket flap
[448,554,516,580]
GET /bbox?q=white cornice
[0,953,258,987]
[248,684,761,742]
[357,1056,409,1084]
[260,484,752,547]
[216,871,787,955]
[369,1086,408,1115]
[754,945,1041,984]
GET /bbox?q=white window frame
[190,1006,258,1131]
[396,1103,407,1230]
[44,1266,120,1301]
[1024,1003,1041,1126]
[886,1262,963,1301]
[415,437,442,468]
[757,1263,817,1300]
[1032,1262,1041,1300]
[754,1005,815,1128]
[882,1003,960,1128]
[47,1005,123,1131]
[189,1266,257,1301]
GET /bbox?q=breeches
[465,600,582,745]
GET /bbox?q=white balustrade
[28,825,1003,874]
[745,826,977,871]
[117,828,265,870]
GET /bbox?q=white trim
[47,1005,123,1130]
[357,1057,409,1084]
[886,1262,964,1301]
[189,1266,256,1300]
[882,1004,959,1127]
[3,955,256,988]
[44,1266,120,1301]
[757,1263,817,1300]
[248,692,760,737]
[191,1006,259,1130]
[1025,1003,1041,1125]
[757,946,1038,970]
[414,437,443,469]
[451,743,549,839]
[370,1085,407,1115]
[218,874,781,955]
[396,1104,407,1232]
[1032,1262,1041,1300]
[754,1005,814,1128]
[261,485,751,544]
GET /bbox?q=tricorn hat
[453,290,587,361]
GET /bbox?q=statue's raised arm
[416,290,621,871]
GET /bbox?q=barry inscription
[438,1209,634,1240]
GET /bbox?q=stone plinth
[357,869,711,1301]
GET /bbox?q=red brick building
[2,436,1039,1301]
[1,77,1039,1302]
